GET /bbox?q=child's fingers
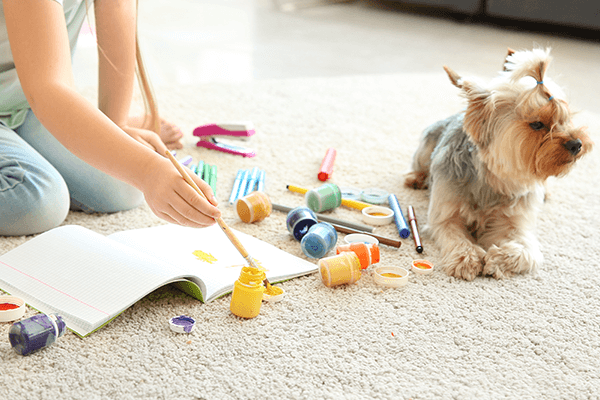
[189,173,219,207]
[142,130,169,155]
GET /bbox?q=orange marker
[318,148,336,181]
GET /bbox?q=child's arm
[93,0,164,151]
[3,0,220,227]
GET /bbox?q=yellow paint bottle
[318,252,362,287]
[230,266,266,318]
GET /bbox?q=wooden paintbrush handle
[214,217,249,258]
[164,151,259,268]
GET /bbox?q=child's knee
[71,181,144,214]
[0,161,70,236]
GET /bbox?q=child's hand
[140,156,221,228]
[122,126,169,156]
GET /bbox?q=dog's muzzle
[564,139,582,156]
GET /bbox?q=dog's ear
[443,66,463,88]
[444,66,493,147]
[503,48,515,71]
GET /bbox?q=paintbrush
[164,151,272,289]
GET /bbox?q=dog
[404,48,593,281]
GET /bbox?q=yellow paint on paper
[192,250,218,264]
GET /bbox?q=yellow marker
[286,184,372,211]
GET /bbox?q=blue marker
[232,169,249,203]
[245,167,260,196]
[229,169,245,204]
[388,194,411,239]
[257,170,266,192]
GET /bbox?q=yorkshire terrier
[405,48,593,281]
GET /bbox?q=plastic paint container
[286,207,318,241]
[318,252,362,287]
[411,259,434,275]
[336,242,380,269]
[230,267,266,319]
[236,191,272,223]
[9,313,66,356]
[169,315,196,333]
[300,222,338,259]
[360,188,389,204]
[263,286,285,302]
[344,233,379,246]
[340,187,362,200]
[361,206,394,226]
[305,183,342,213]
[0,296,26,322]
[373,266,409,288]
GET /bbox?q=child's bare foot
[128,116,184,150]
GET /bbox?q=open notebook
[0,224,317,337]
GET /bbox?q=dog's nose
[564,139,582,156]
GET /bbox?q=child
[0,0,220,236]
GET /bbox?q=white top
[0,0,89,128]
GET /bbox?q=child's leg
[16,110,144,214]
[0,123,70,236]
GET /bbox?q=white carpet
[1,72,599,399]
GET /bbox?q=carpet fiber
[1,72,599,399]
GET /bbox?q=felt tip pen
[407,205,423,253]
[245,167,260,196]
[286,184,372,211]
[208,165,217,195]
[202,163,211,184]
[257,170,266,192]
[196,160,205,179]
[235,170,251,201]
[229,169,245,204]
[387,194,411,239]
[271,203,375,233]
[318,147,336,181]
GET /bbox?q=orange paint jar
[236,191,272,223]
[335,242,380,269]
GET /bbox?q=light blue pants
[0,109,144,236]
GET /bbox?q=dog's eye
[529,121,545,130]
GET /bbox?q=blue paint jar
[9,313,66,356]
[300,222,338,259]
[286,207,318,241]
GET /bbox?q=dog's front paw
[442,242,486,281]
[483,242,542,279]
[404,171,428,190]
